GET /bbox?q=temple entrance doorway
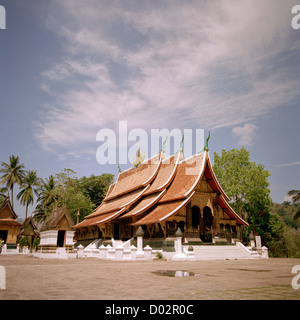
[0,230,7,243]
[202,206,213,242]
[114,223,120,240]
[57,230,65,247]
[191,205,200,237]
[178,221,185,234]
[203,206,213,230]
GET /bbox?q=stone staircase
[56,247,69,259]
[183,242,258,260]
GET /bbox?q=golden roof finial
[133,147,145,168]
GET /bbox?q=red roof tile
[105,154,161,200]
[132,192,194,226]
[144,153,179,195]
[86,186,149,218]
[75,208,126,228]
[120,190,166,219]
[158,152,205,203]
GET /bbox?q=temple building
[34,205,76,258]
[75,148,248,245]
[18,217,40,250]
[0,196,22,249]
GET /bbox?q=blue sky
[0,0,299,219]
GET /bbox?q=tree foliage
[76,173,114,207]
[0,155,115,224]
[33,169,114,224]
[213,148,271,221]
[288,190,300,203]
[0,155,25,208]
[271,201,300,257]
[213,147,287,256]
[17,170,41,219]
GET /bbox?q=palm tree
[0,155,25,208]
[0,187,8,207]
[288,189,300,222]
[35,175,60,221]
[17,170,40,219]
[0,187,8,199]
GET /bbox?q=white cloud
[34,0,300,153]
[232,123,258,146]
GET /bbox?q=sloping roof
[75,208,126,228]
[0,218,22,227]
[216,194,248,226]
[120,190,166,219]
[105,154,161,201]
[75,150,248,229]
[0,196,22,227]
[132,192,195,225]
[19,217,40,237]
[40,205,75,231]
[0,196,19,220]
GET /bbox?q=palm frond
[288,190,300,203]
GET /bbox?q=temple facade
[75,149,248,245]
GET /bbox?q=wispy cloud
[277,161,300,168]
[34,0,300,154]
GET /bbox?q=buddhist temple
[0,196,22,249]
[75,148,248,246]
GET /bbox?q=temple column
[186,202,192,234]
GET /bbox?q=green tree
[35,175,61,221]
[36,169,95,224]
[288,190,300,203]
[0,155,25,208]
[212,148,286,255]
[34,169,111,224]
[0,187,8,199]
[0,187,7,207]
[213,148,271,221]
[76,173,114,207]
[17,170,41,219]
[287,190,300,222]
[64,186,95,223]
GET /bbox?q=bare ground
[0,255,300,300]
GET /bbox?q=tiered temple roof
[0,196,22,227]
[75,150,248,230]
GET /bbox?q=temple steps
[183,242,254,260]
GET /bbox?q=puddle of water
[227,268,271,272]
[152,270,195,277]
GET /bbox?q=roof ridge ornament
[175,135,184,160]
[118,163,122,173]
[203,130,210,152]
[161,136,168,160]
[133,147,145,168]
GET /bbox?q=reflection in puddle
[152,270,195,277]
